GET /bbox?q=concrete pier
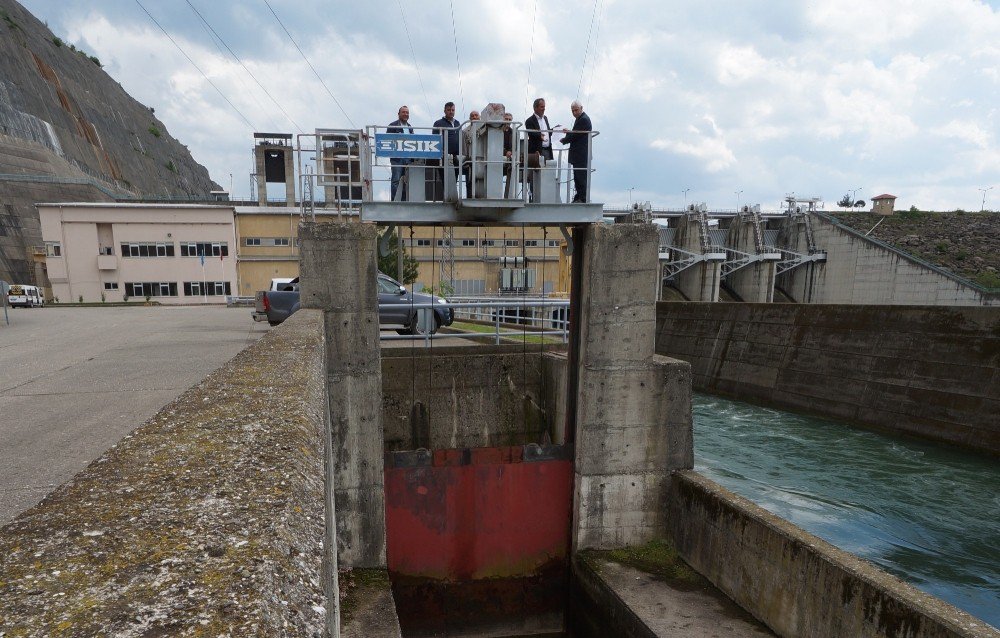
[300,221,387,568]
[726,211,777,303]
[571,223,693,550]
[673,213,722,302]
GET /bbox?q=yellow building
[233,206,358,295]
[233,206,567,297]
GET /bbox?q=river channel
[693,394,999,629]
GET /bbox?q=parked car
[254,272,453,334]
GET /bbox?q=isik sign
[375,133,442,159]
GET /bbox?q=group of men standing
[387,98,592,203]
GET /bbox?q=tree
[854,200,866,208]
[837,194,853,208]
[377,229,419,284]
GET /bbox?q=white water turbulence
[692,394,999,629]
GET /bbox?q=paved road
[0,305,267,525]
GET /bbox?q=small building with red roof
[872,193,897,216]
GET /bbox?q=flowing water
[693,394,1000,629]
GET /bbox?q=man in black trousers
[560,100,592,203]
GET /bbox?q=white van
[8,284,43,307]
[269,278,294,291]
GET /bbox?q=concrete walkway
[0,305,266,524]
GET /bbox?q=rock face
[831,210,1000,290]
[0,0,220,285]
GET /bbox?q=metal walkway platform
[362,201,604,226]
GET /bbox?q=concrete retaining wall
[381,345,559,450]
[0,310,332,636]
[668,471,998,638]
[779,214,995,306]
[655,302,1000,454]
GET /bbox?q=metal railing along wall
[380,299,570,347]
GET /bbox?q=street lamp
[682,188,691,206]
[979,186,993,212]
[735,190,743,211]
[627,187,636,208]
[851,187,863,208]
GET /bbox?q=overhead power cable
[524,0,537,114]
[448,0,465,115]
[262,0,356,129]
[185,0,304,133]
[584,0,605,99]
[576,0,600,100]
[396,0,430,116]
[188,4,280,131]
[134,0,255,130]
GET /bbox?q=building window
[524,240,539,247]
[183,281,232,296]
[180,242,229,257]
[45,242,62,257]
[244,237,290,247]
[120,242,175,257]
[482,239,496,247]
[505,239,519,247]
[461,239,477,247]
[546,239,561,248]
[411,239,431,247]
[436,239,451,247]
[103,282,119,290]
[125,282,178,297]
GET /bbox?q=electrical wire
[133,0,255,130]
[186,0,304,133]
[584,0,605,100]
[262,0,356,128]
[396,0,430,116]
[448,0,465,115]
[576,0,601,100]
[524,0,537,115]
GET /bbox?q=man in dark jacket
[524,97,554,162]
[560,100,592,203]
[387,105,413,201]
[431,102,460,200]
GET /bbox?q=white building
[38,203,238,304]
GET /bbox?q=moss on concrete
[581,538,703,589]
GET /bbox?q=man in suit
[560,100,592,203]
[524,98,555,202]
[524,97,553,162]
[431,101,460,200]
[388,105,413,201]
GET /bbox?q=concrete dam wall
[655,302,1000,454]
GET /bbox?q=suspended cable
[576,0,600,100]
[396,0,430,116]
[134,0,255,130]
[524,0,537,115]
[189,6,280,132]
[584,0,605,100]
[186,0,304,133]
[448,0,465,115]
[262,0,356,128]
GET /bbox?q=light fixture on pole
[682,188,691,206]
[978,186,993,212]
[851,187,863,208]
[735,190,743,211]
[627,187,636,208]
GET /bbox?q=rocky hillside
[0,0,219,284]
[830,210,1000,290]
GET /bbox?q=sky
[19,0,1000,211]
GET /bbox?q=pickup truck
[253,272,454,334]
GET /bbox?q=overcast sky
[20,0,1000,211]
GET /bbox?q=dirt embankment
[831,210,1000,289]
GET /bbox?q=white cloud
[19,0,1000,211]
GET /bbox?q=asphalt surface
[0,305,267,525]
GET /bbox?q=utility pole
[978,186,993,212]
[682,188,691,207]
[851,187,863,208]
[735,190,743,211]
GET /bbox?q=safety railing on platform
[380,298,571,347]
